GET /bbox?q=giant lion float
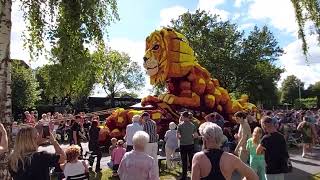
[101,28,257,141]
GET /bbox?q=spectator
[56,121,66,144]
[107,138,117,169]
[61,145,88,179]
[192,122,258,180]
[109,138,118,155]
[118,131,158,180]
[164,122,179,169]
[111,140,126,176]
[9,126,66,180]
[0,123,10,180]
[88,120,102,172]
[297,116,318,157]
[246,127,265,180]
[257,116,289,180]
[204,112,224,129]
[83,118,91,140]
[234,111,251,163]
[177,111,198,180]
[71,115,83,156]
[39,114,49,126]
[12,122,19,137]
[124,115,143,152]
[141,112,159,176]
[247,113,260,133]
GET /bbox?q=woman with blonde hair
[164,122,179,169]
[9,125,66,180]
[0,123,10,180]
[246,127,265,180]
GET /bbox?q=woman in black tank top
[200,149,225,180]
[192,122,258,180]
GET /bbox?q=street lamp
[298,83,301,101]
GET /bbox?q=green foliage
[281,75,304,104]
[118,92,139,98]
[21,0,119,58]
[35,62,96,103]
[20,0,119,104]
[95,50,145,107]
[304,81,320,108]
[294,97,317,109]
[150,83,166,96]
[291,0,320,58]
[11,60,40,113]
[170,10,283,105]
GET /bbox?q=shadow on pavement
[291,159,320,166]
[285,167,313,180]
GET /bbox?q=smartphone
[42,126,50,138]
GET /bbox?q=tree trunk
[0,0,13,179]
[110,92,115,108]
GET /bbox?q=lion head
[143,28,197,85]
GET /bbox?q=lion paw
[141,95,160,106]
[158,93,175,104]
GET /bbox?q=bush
[294,97,317,109]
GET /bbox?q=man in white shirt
[125,115,143,152]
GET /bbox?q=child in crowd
[246,127,265,180]
[111,140,126,176]
[109,138,117,155]
[61,145,89,179]
[107,138,118,169]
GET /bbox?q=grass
[51,161,184,180]
[311,172,320,180]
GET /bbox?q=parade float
[99,28,257,142]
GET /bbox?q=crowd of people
[0,108,318,180]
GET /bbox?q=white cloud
[238,23,254,30]
[197,0,229,21]
[234,0,244,7]
[279,35,320,88]
[159,6,188,27]
[198,0,225,9]
[248,0,298,34]
[232,13,241,20]
[234,0,254,7]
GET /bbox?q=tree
[0,0,13,125]
[0,0,119,122]
[281,75,304,104]
[0,0,119,177]
[11,60,40,119]
[170,10,283,105]
[291,0,320,57]
[97,50,145,107]
[305,81,320,108]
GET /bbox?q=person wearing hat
[125,115,143,152]
[164,122,179,169]
[177,111,198,180]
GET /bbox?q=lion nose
[143,57,148,62]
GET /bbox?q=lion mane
[145,28,200,85]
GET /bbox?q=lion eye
[152,45,160,50]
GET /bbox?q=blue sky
[10,0,320,97]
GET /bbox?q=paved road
[41,143,320,180]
